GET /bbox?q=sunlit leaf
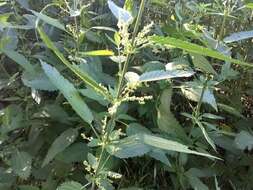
[139,70,194,82]
[41,62,94,124]
[224,30,253,43]
[151,36,253,68]
[108,0,133,23]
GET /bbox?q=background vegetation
[1,0,253,189]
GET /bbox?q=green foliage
[42,128,79,167]
[41,62,93,124]
[11,151,32,179]
[1,0,253,189]
[57,181,84,190]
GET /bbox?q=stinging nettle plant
[1,0,253,190]
[34,0,253,189]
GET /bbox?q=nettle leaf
[157,88,187,139]
[224,30,253,43]
[234,131,253,151]
[57,181,84,190]
[42,128,79,167]
[41,62,94,124]
[1,49,34,73]
[79,88,109,106]
[141,134,219,159]
[196,121,216,151]
[151,36,253,68]
[218,103,245,119]
[181,80,218,111]
[21,68,57,91]
[106,135,151,158]
[148,149,171,166]
[56,142,89,163]
[139,70,194,82]
[31,10,66,31]
[11,151,32,179]
[126,123,151,135]
[108,0,133,24]
[186,174,209,190]
[107,134,219,160]
[191,53,217,75]
[37,27,112,101]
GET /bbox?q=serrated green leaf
[141,134,220,160]
[148,149,171,166]
[56,142,89,163]
[42,128,78,167]
[11,151,32,179]
[218,103,245,119]
[139,70,194,82]
[108,134,219,160]
[106,135,151,158]
[191,53,217,75]
[57,181,84,190]
[157,88,187,139]
[41,62,93,123]
[182,80,218,111]
[21,68,57,91]
[186,174,209,190]
[37,27,112,101]
[151,36,253,68]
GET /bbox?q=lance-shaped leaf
[107,134,220,160]
[141,134,220,160]
[41,62,93,124]
[224,30,253,43]
[196,121,216,151]
[139,70,194,82]
[42,128,79,167]
[106,135,151,158]
[1,49,34,73]
[150,36,253,68]
[37,27,112,101]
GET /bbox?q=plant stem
[189,77,209,137]
[195,77,209,118]
[116,0,146,98]
[218,9,228,41]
